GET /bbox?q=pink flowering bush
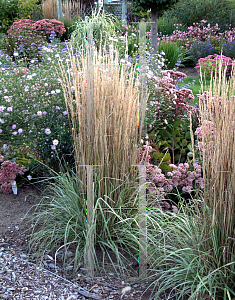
[195,54,235,78]
[161,20,235,50]
[146,69,199,164]
[0,19,46,61]
[0,160,26,194]
[33,19,66,41]
[0,19,65,61]
[137,145,203,201]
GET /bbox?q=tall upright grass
[58,45,139,205]
[144,63,235,299]
[199,63,235,280]
[42,0,57,19]
[42,0,84,20]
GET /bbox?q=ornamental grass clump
[58,43,139,206]
[144,63,235,299]
[199,61,235,295]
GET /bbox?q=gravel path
[0,241,156,300]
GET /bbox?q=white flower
[37,111,42,116]
[51,90,55,94]
[13,52,19,57]
[7,107,12,112]
[0,106,5,112]
[52,139,59,145]
[55,89,61,93]
[4,96,10,102]
[18,128,23,133]
[27,175,32,181]
[45,128,51,135]
[51,145,56,150]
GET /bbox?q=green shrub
[0,0,41,33]
[0,0,19,33]
[164,0,235,31]
[158,40,183,69]
[157,16,179,36]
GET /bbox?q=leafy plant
[0,0,41,33]
[158,40,184,69]
[146,69,198,164]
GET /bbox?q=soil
[0,184,41,235]
[178,66,199,78]
[0,185,158,299]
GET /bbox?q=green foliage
[0,0,19,33]
[146,200,235,299]
[149,117,193,164]
[157,16,179,36]
[0,0,41,33]
[158,40,183,69]
[131,0,180,14]
[164,0,235,31]
[28,170,140,276]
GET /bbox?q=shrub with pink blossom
[33,19,66,41]
[160,20,235,65]
[0,160,26,194]
[0,19,46,61]
[195,54,235,78]
[0,19,65,62]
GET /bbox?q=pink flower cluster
[8,19,65,38]
[160,20,235,49]
[147,70,195,126]
[33,19,66,37]
[195,120,215,151]
[13,67,30,76]
[0,161,26,194]
[195,54,235,78]
[137,145,203,199]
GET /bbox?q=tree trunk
[151,9,158,55]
